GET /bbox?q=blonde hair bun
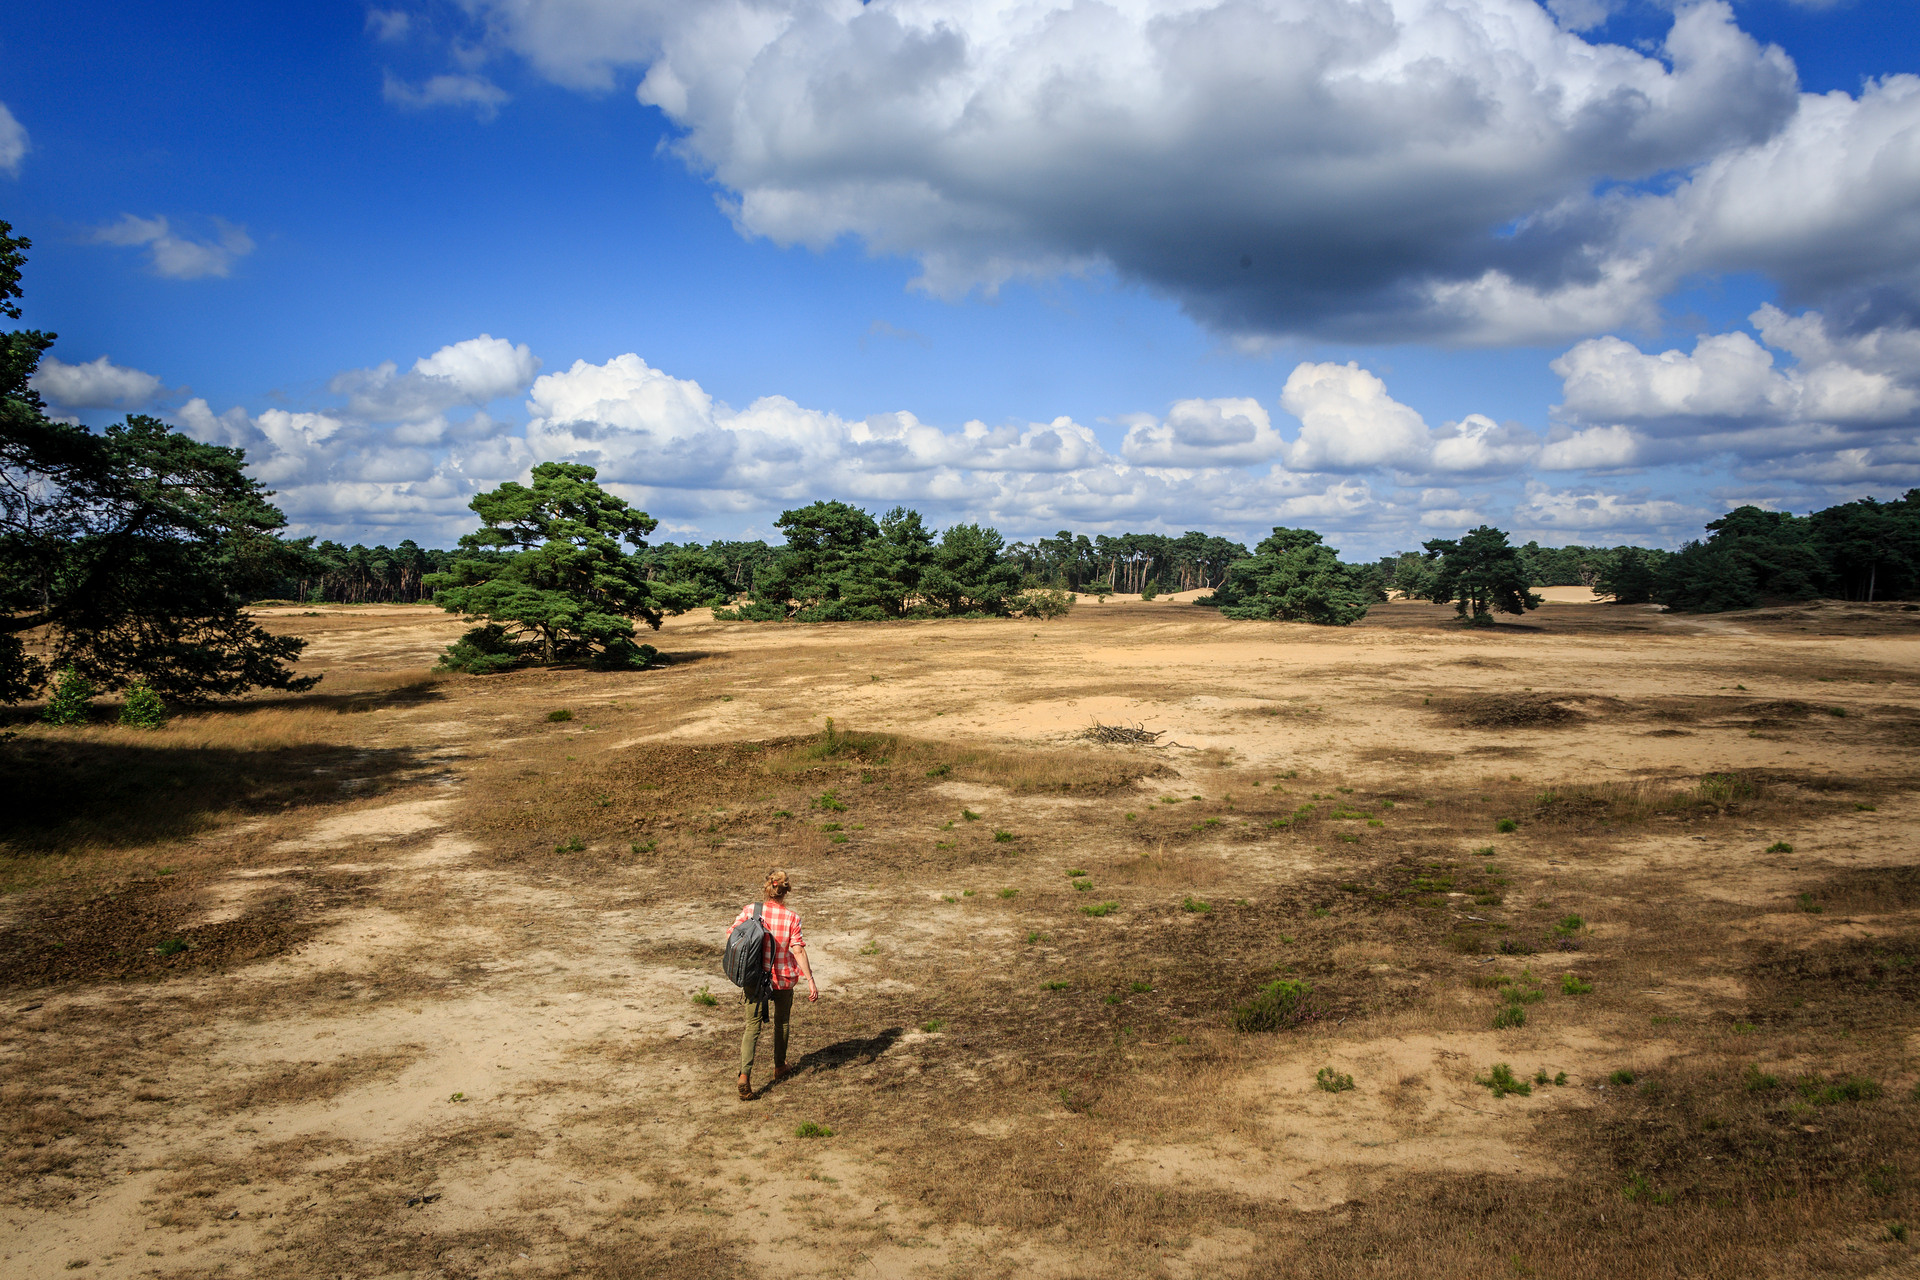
[764,868,791,898]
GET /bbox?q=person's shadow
[775,1027,904,1086]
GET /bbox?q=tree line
[9,213,1919,707]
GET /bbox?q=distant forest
[272,489,1920,615]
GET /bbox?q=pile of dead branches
[1080,721,1168,746]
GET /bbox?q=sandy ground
[3,596,1919,1278]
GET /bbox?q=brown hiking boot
[738,1079,754,1102]
[773,1065,795,1083]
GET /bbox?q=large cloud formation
[423,0,1920,350]
[126,329,1751,552]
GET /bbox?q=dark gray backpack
[723,904,770,1001]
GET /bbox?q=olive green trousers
[739,987,794,1077]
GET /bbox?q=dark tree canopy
[1203,527,1379,625]
[2,223,316,702]
[1421,526,1542,623]
[425,462,672,667]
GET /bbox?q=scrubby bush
[118,679,168,729]
[1011,587,1076,620]
[436,624,526,675]
[1232,978,1312,1032]
[41,666,95,725]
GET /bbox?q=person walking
[728,868,818,1101]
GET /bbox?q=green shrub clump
[41,665,95,725]
[1477,1063,1531,1097]
[1315,1067,1355,1093]
[1012,588,1076,620]
[1232,978,1312,1032]
[436,624,527,675]
[118,678,168,729]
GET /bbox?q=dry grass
[3,602,1918,1278]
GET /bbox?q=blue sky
[7,0,1920,558]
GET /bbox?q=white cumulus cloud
[382,71,509,120]
[30,356,168,409]
[91,214,255,280]
[0,101,28,176]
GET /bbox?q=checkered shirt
[729,899,805,991]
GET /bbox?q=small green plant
[1767,840,1793,854]
[1553,914,1584,936]
[1129,980,1153,993]
[962,889,975,897]
[1553,1072,1568,1086]
[1181,896,1212,914]
[773,810,792,819]
[942,895,958,903]
[555,836,585,854]
[1496,818,1519,833]
[859,941,879,955]
[925,763,951,777]
[1315,1067,1355,1093]
[1560,973,1592,995]
[1889,1223,1909,1244]
[1232,978,1312,1032]
[1865,1164,1899,1197]
[155,938,188,957]
[1043,980,1070,991]
[1609,1068,1635,1086]
[449,1092,465,1102]
[998,887,1018,899]
[1081,901,1118,917]
[1104,993,1122,1005]
[821,822,843,833]
[813,791,847,812]
[546,708,573,722]
[1492,1003,1527,1029]
[1743,1064,1778,1091]
[1534,1068,1551,1085]
[1795,892,1822,913]
[631,841,656,855]
[41,666,95,726]
[118,679,169,729]
[1476,1063,1531,1097]
[993,830,1014,843]
[693,985,718,1007]
[794,1122,833,1138]
[962,809,981,822]
[920,1018,945,1034]
[1072,878,1094,892]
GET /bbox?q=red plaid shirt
[729,900,805,991]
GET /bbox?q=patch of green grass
[1744,1064,1778,1091]
[1315,1067,1355,1093]
[820,822,843,832]
[1495,818,1519,833]
[1043,980,1070,991]
[1026,930,1047,944]
[630,840,657,855]
[1610,1068,1636,1086]
[1104,993,1123,1005]
[925,764,951,777]
[993,830,1015,843]
[1181,896,1212,914]
[1476,1063,1531,1097]
[1231,978,1312,1032]
[1081,901,1119,917]
[942,895,958,903]
[962,809,981,821]
[1622,1171,1673,1205]
[859,941,879,955]
[1129,980,1153,993]
[1072,878,1094,892]
[1799,1074,1882,1105]
[1125,812,1136,820]
[962,889,975,897]
[1889,1223,1909,1244]
[693,985,718,1007]
[998,887,1018,899]
[1311,906,1331,918]
[554,836,585,854]
[1795,892,1822,913]
[812,790,847,812]
[830,834,849,844]
[546,709,574,723]
[1767,840,1793,853]
[1560,973,1593,995]
[1492,1003,1527,1029]
[1553,914,1584,936]
[920,1018,945,1034]
[154,938,188,957]
[794,1122,833,1138]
